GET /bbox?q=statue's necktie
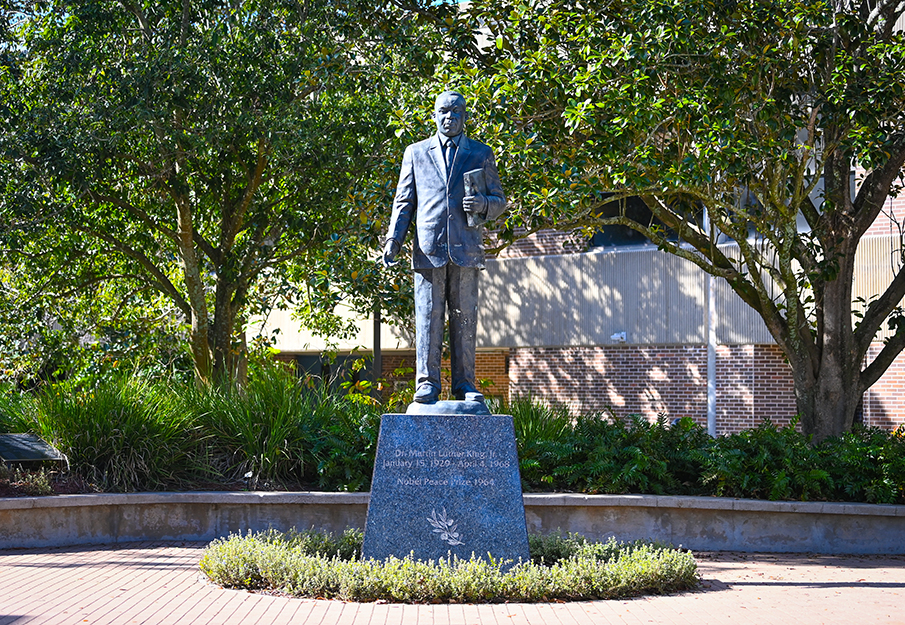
[444,140,456,179]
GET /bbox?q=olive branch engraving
[427,508,464,546]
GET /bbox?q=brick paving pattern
[0,542,903,624]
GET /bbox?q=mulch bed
[0,473,97,497]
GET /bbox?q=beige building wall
[479,233,905,349]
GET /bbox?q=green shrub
[263,527,363,560]
[508,396,573,488]
[185,366,319,488]
[820,426,905,504]
[199,529,699,602]
[527,531,589,565]
[20,376,203,492]
[309,395,380,491]
[0,365,382,492]
[182,364,381,491]
[699,419,832,501]
[576,414,707,495]
[517,412,708,496]
[0,391,32,433]
[8,468,55,496]
[2,372,905,505]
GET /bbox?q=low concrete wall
[1,492,903,554]
[0,492,370,549]
[523,494,905,554]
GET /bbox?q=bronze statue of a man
[382,91,507,404]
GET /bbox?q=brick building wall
[483,209,905,433]
[379,350,510,402]
[752,344,798,429]
[860,193,905,238]
[863,344,905,431]
[493,229,588,258]
[375,342,904,433]
[508,344,800,434]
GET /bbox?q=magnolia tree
[440,0,905,439]
[0,0,447,385]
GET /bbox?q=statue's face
[433,93,467,138]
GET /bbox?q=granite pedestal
[362,411,529,564]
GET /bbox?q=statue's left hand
[463,194,487,215]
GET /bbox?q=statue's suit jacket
[387,134,506,269]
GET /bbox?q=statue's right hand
[382,239,400,267]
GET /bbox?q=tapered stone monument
[362,409,529,563]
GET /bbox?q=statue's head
[433,91,468,138]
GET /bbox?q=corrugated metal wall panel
[480,234,905,349]
[480,246,773,347]
[709,243,774,344]
[267,235,905,353]
[583,252,630,344]
[545,254,584,345]
[631,249,665,343]
[666,254,706,343]
[715,277,774,343]
[853,235,905,342]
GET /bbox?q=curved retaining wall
[1,492,903,554]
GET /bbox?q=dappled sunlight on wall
[479,247,774,349]
[863,344,905,430]
[510,344,799,434]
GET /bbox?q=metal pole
[707,272,717,437]
[373,306,382,402]
[704,209,717,437]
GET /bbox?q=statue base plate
[406,399,490,416]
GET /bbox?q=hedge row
[1,371,902,503]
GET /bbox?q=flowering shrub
[199,529,699,602]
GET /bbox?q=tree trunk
[796,234,862,441]
[188,316,213,387]
[235,330,248,387]
[211,281,236,387]
[210,277,250,388]
[175,197,213,385]
[795,346,863,441]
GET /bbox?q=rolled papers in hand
[463,168,487,228]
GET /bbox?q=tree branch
[71,223,192,318]
[119,1,152,41]
[855,263,905,356]
[59,273,150,297]
[866,0,905,38]
[179,0,190,47]
[85,188,180,245]
[224,137,268,249]
[852,137,905,237]
[861,327,905,389]
[235,222,282,287]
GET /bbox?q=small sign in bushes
[0,434,66,470]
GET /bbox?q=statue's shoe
[413,384,440,404]
[453,383,484,403]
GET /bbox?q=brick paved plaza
[0,542,903,624]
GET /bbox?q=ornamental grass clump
[184,367,318,489]
[199,529,698,603]
[20,377,203,492]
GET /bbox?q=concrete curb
[523,492,905,516]
[0,491,371,510]
[1,491,903,553]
